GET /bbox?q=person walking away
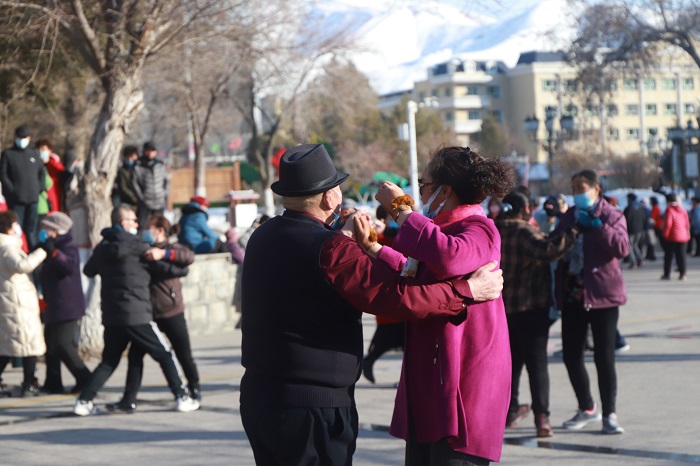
[0,125,46,248]
[108,214,200,413]
[661,193,690,281]
[624,193,646,269]
[641,199,657,261]
[113,145,140,207]
[240,144,504,466]
[131,141,170,232]
[496,191,579,438]
[73,205,199,416]
[35,139,65,213]
[0,210,47,396]
[551,169,629,435]
[37,212,91,394]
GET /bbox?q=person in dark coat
[73,204,199,416]
[623,193,647,268]
[37,212,92,394]
[108,214,200,413]
[0,124,46,248]
[131,141,170,231]
[112,145,139,207]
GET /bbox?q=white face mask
[40,150,50,162]
[12,224,23,237]
[422,185,446,219]
[128,228,138,235]
[16,138,30,149]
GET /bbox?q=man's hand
[143,247,166,261]
[467,261,503,302]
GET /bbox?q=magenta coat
[376,204,511,462]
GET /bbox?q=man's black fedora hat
[271,144,349,197]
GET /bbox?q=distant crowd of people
[0,123,248,415]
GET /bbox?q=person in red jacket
[35,139,65,213]
[661,193,690,280]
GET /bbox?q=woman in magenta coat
[662,193,691,280]
[363,146,515,465]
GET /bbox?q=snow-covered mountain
[317,0,578,95]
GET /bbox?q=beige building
[383,51,700,166]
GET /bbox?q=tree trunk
[77,80,144,358]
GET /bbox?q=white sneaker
[73,399,95,416]
[602,413,625,434]
[562,404,602,430]
[176,394,200,412]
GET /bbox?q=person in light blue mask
[0,124,46,249]
[550,169,630,435]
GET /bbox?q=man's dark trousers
[9,202,38,249]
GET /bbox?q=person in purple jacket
[38,212,92,394]
[551,169,630,435]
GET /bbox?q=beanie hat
[41,212,73,234]
[15,125,31,138]
[191,196,210,208]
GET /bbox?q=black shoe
[20,381,41,398]
[362,359,375,384]
[41,385,65,395]
[0,383,11,398]
[105,400,137,414]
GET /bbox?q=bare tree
[569,1,700,69]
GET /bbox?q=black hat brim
[271,172,349,197]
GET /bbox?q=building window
[565,104,578,117]
[607,80,618,92]
[665,103,678,115]
[468,111,481,120]
[684,77,694,90]
[445,87,453,97]
[623,78,638,90]
[663,78,677,90]
[607,104,619,117]
[625,104,639,116]
[542,79,557,92]
[626,128,640,140]
[585,105,599,117]
[608,128,620,141]
[445,111,453,121]
[467,86,479,95]
[492,110,502,122]
[432,89,439,98]
[645,104,657,116]
[487,86,501,98]
[685,103,695,114]
[647,128,659,140]
[644,78,656,90]
[565,79,577,92]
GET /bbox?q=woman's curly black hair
[424,146,516,205]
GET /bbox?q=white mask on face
[128,228,138,235]
[12,224,23,237]
[40,150,50,162]
[16,138,30,149]
[422,185,446,219]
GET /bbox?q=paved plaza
[1,255,700,465]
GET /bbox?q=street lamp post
[524,108,572,190]
[406,98,439,206]
[668,125,684,193]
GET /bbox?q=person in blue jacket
[178,196,221,253]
